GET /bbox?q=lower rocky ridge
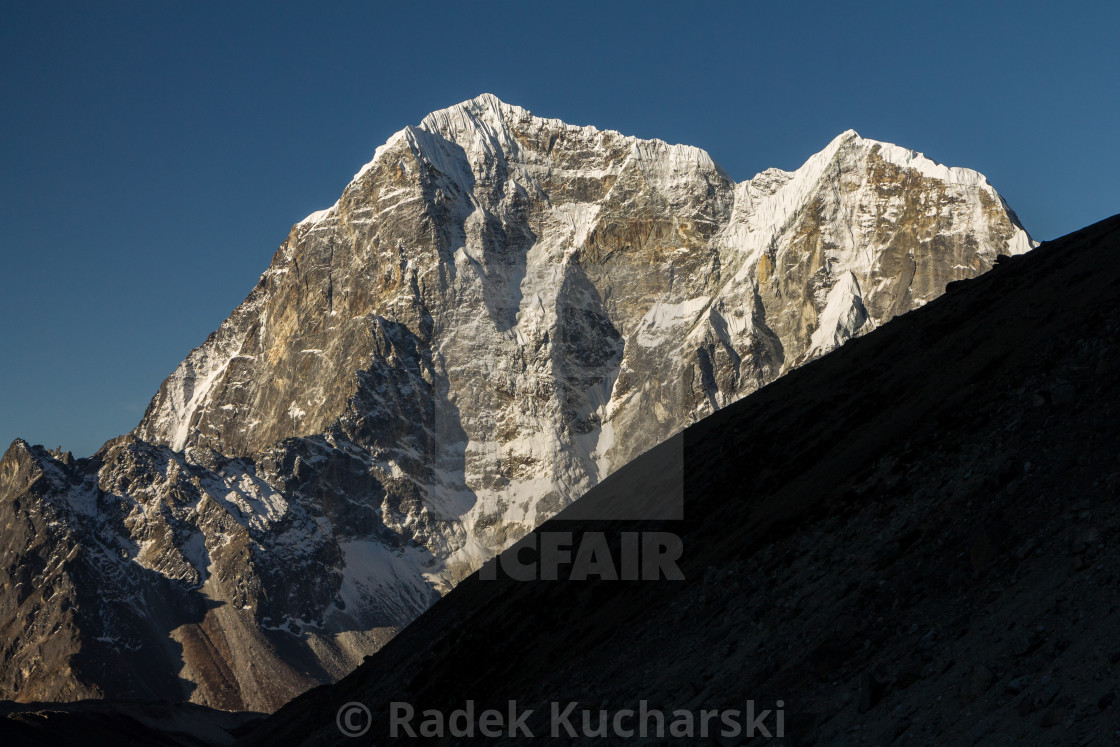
[0,433,425,712]
[243,215,1120,745]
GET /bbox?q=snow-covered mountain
[0,94,1034,711]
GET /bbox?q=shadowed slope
[0,699,262,747]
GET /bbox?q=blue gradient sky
[2,1,1118,456]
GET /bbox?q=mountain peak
[453,91,518,113]
[824,129,995,191]
[3,101,1037,711]
[419,92,526,130]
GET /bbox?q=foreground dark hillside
[0,699,260,746]
[249,214,1120,745]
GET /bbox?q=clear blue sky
[2,1,1117,457]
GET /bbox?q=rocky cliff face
[0,94,1034,711]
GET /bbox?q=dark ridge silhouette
[242,214,1120,745]
[0,699,262,746]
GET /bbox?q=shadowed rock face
[0,95,1032,711]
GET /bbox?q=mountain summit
[0,95,1033,710]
